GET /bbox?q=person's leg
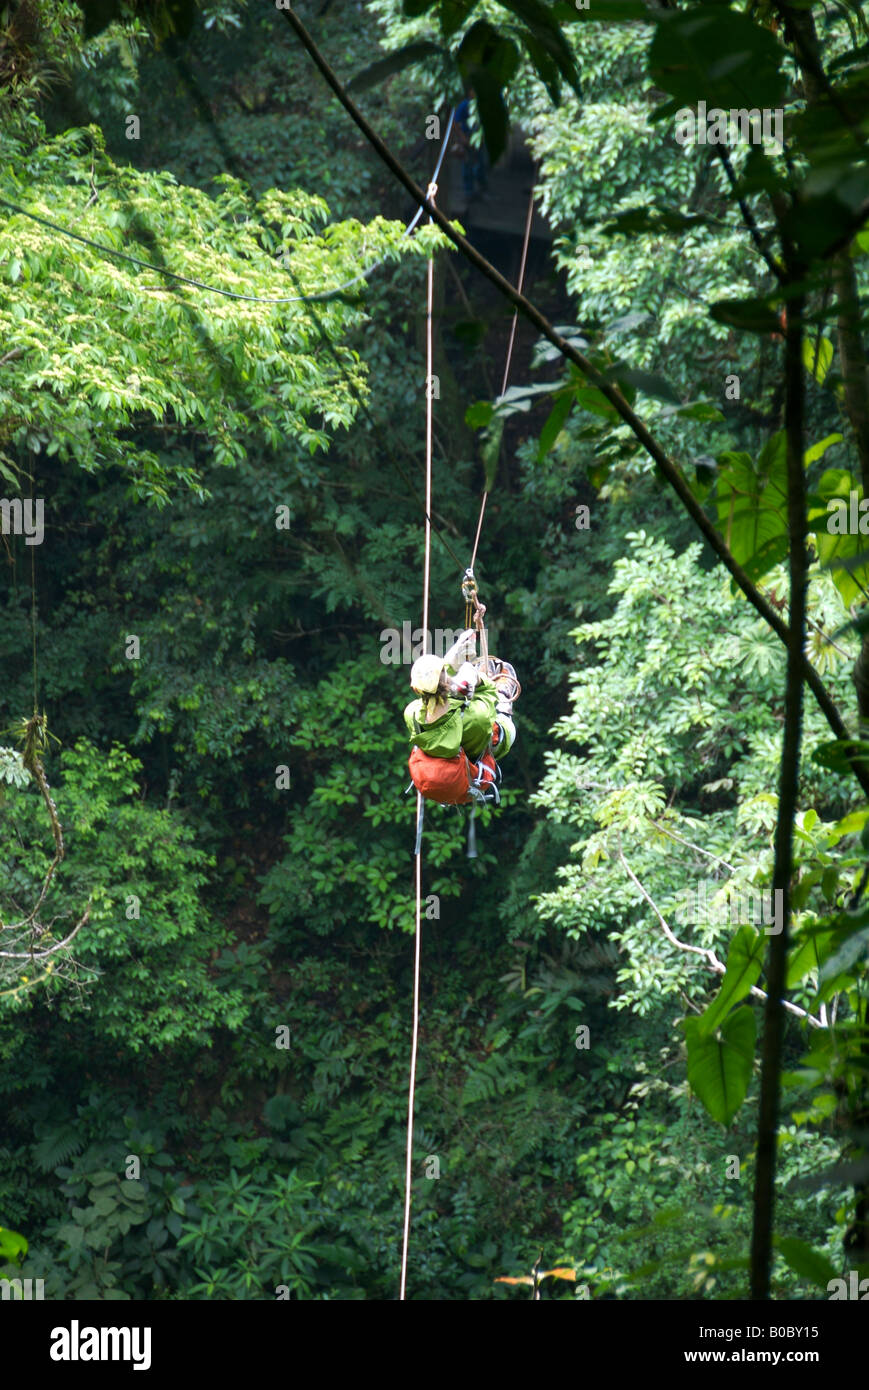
[493,714,516,759]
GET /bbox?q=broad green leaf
[715,433,787,581]
[684,1006,755,1126]
[522,31,562,105]
[482,414,505,492]
[504,0,581,94]
[802,337,834,386]
[0,1226,27,1261]
[465,400,495,429]
[811,738,869,778]
[809,469,869,604]
[676,402,724,422]
[610,366,680,405]
[781,173,869,259]
[818,925,869,991]
[775,1236,837,1291]
[538,391,573,460]
[786,931,832,990]
[497,382,562,412]
[830,806,869,841]
[602,207,711,237]
[464,69,510,166]
[603,311,652,337]
[650,9,787,109]
[0,454,21,487]
[709,297,782,335]
[457,23,520,164]
[699,927,765,1037]
[346,42,446,93]
[440,0,472,38]
[574,386,618,419]
[804,432,842,466]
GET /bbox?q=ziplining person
[403,621,520,814]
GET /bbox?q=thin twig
[649,822,735,874]
[715,147,785,282]
[0,904,90,958]
[619,850,821,1027]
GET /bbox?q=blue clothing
[456,97,487,197]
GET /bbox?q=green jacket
[404,675,499,762]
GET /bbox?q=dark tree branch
[715,147,786,283]
[750,285,808,1300]
[777,2,868,154]
[779,0,869,1271]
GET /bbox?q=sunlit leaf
[698,928,766,1037]
[684,1006,755,1126]
[775,1237,837,1291]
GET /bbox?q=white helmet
[410,653,445,695]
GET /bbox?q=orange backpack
[408,736,501,807]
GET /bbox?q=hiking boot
[492,662,521,717]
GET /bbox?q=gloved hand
[442,629,477,672]
[449,661,479,697]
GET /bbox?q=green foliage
[0,738,245,1051]
[649,9,787,111]
[177,1168,330,1300]
[365,0,581,163]
[3,0,869,1303]
[530,529,863,1126]
[0,116,440,502]
[0,1224,27,1263]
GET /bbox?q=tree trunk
[779,0,869,1271]
[750,289,808,1298]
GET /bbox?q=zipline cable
[400,170,439,1303]
[468,171,537,576]
[0,194,369,303]
[30,462,38,714]
[400,161,537,1301]
[0,111,455,306]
